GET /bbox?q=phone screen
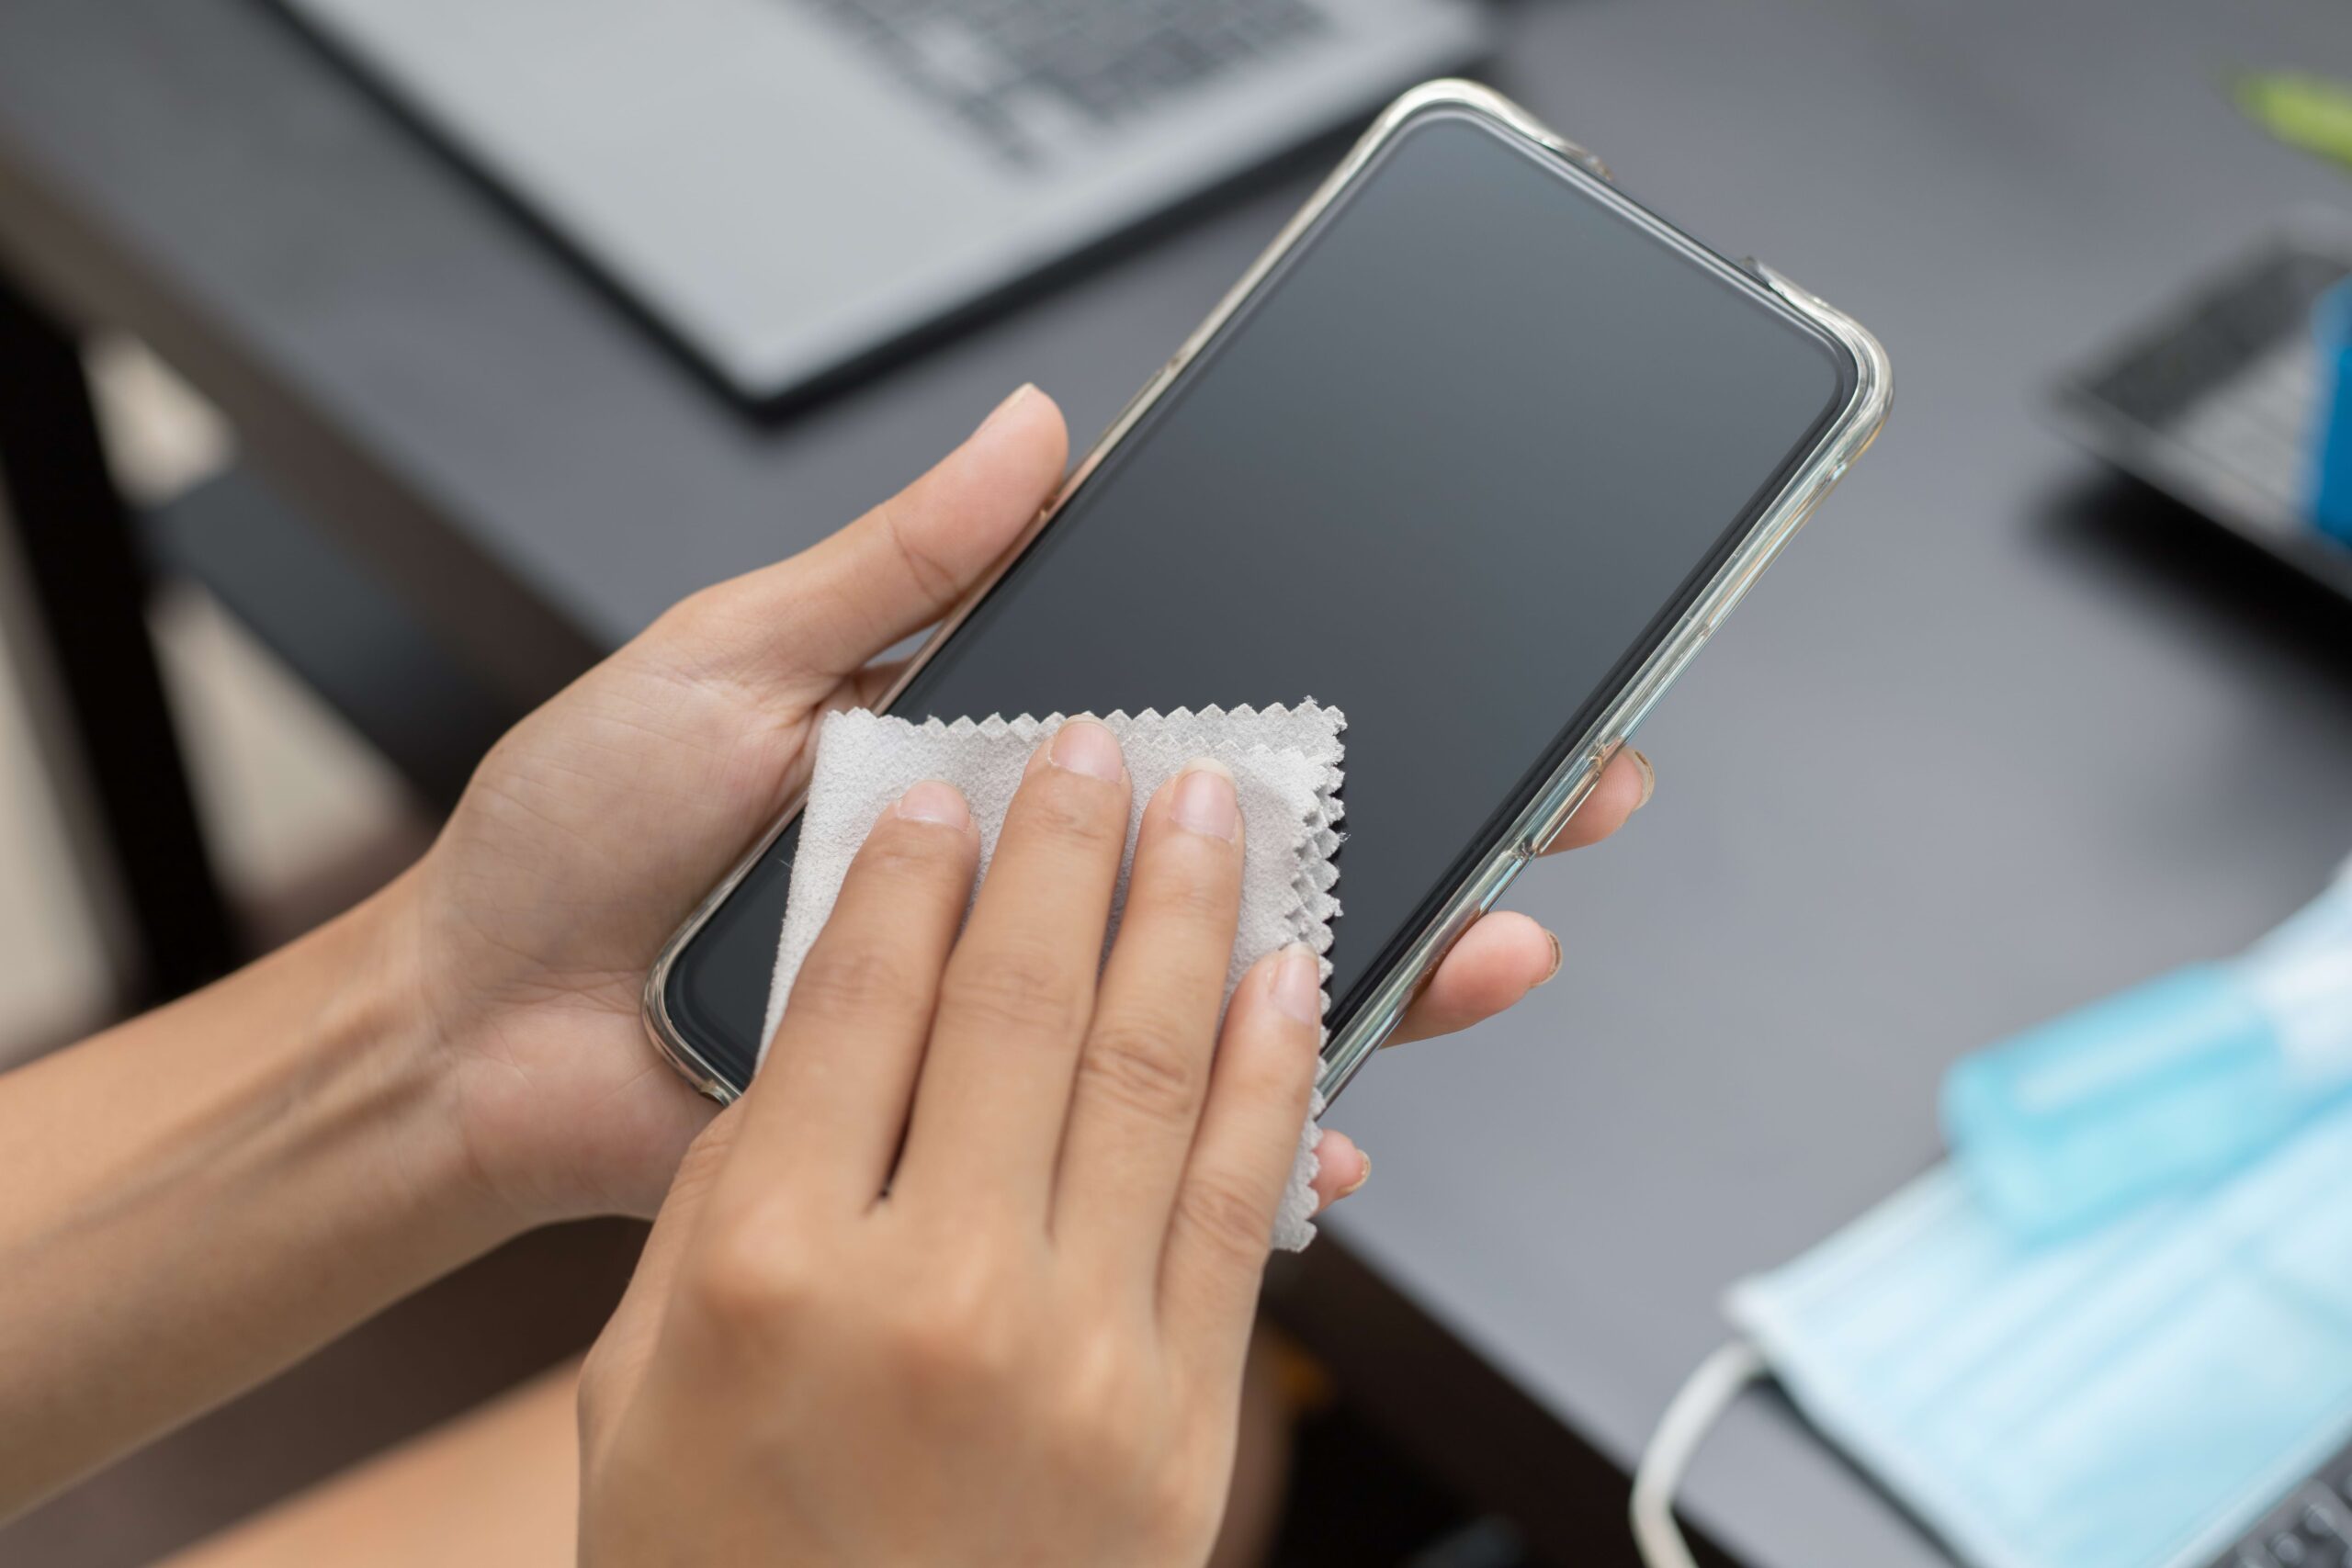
[663,107,1855,1090]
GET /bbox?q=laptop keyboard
[795,0,1333,165]
[2210,1438,2352,1566]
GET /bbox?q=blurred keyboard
[2211,1439,2352,1566]
[795,0,1332,164]
[2051,225,2352,604]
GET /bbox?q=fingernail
[1340,1150,1372,1201]
[973,382,1035,439]
[1271,942,1323,1025]
[895,779,970,829]
[1047,716,1125,782]
[1536,927,1563,987]
[1170,759,1238,841]
[1628,747,1657,808]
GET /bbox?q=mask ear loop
[1631,1338,1769,1568]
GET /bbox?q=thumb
[673,384,1068,694]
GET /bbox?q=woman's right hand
[576,718,1326,1567]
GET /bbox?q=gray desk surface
[7,1,2352,1562]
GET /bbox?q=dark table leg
[0,267,239,1006]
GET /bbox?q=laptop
[278,0,1487,402]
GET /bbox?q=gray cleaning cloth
[763,704,1345,1250]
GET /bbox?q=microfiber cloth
[763,704,1346,1250]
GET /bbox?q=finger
[1388,909,1558,1045]
[661,386,1068,696]
[724,781,980,1209]
[893,719,1132,1222]
[1159,944,1323,1377]
[1535,749,1652,857]
[1306,1128,1370,1213]
[1054,761,1244,1275]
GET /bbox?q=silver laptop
[282,0,1486,401]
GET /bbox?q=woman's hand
[578,726,1336,1566]
[384,383,1648,1229]
[379,386,1069,1225]
[0,383,1645,1517]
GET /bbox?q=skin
[579,730,1324,1566]
[0,386,1646,1541]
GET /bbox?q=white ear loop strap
[1631,1339,1768,1568]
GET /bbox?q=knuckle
[1080,1012,1206,1126]
[1244,1054,1317,1119]
[786,944,914,1023]
[1044,1339,1155,1480]
[1220,1023,1317,1111]
[886,1253,1023,1392]
[942,942,1082,1038]
[859,827,958,884]
[872,493,965,610]
[1172,1172,1274,1270]
[1057,1322,1142,1415]
[685,1221,813,1334]
[1023,773,1127,850]
[1133,858,1235,926]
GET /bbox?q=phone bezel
[639,78,1893,1108]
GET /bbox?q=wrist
[336,872,534,1251]
[0,863,515,1506]
[365,855,712,1231]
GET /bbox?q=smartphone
[644,80,1890,1109]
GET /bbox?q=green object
[2238,71,2352,171]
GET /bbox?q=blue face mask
[1722,1105,2352,1568]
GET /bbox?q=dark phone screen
[663,108,1853,1090]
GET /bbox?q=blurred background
[0,340,424,1076]
[6,2,2352,1566]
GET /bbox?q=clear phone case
[641,78,1894,1109]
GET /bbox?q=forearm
[0,887,507,1515]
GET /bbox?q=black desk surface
[6,1,2352,1562]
